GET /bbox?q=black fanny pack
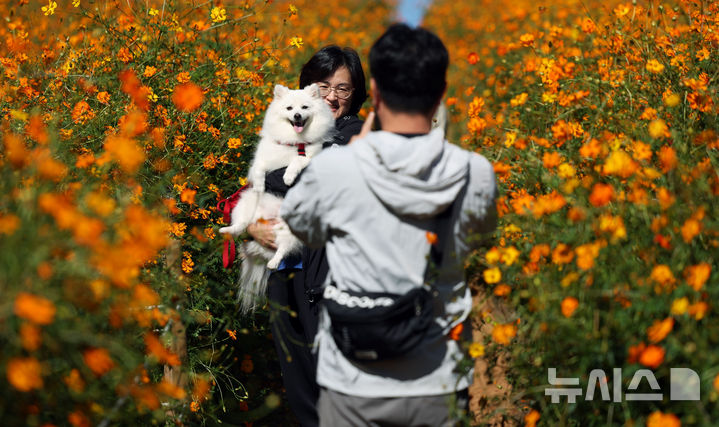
[322,284,434,361]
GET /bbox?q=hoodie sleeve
[280,162,328,248]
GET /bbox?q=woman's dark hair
[299,46,367,116]
[369,24,448,115]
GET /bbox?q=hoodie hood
[353,128,470,218]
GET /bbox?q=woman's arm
[247,219,278,250]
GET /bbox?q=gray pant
[318,387,469,427]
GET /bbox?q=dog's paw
[266,257,281,270]
[218,226,236,235]
[282,171,298,186]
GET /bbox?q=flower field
[424,0,719,425]
[1,0,717,425]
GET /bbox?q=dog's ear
[274,84,289,99]
[305,83,321,98]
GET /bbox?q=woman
[247,46,367,427]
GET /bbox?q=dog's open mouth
[291,118,307,133]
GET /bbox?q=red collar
[278,141,306,156]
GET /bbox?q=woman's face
[318,66,353,120]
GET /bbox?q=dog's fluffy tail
[237,241,274,314]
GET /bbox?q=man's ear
[370,78,380,110]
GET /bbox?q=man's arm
[279,162,329,248]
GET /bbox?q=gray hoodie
[281,128,497,398]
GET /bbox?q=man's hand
[247,219,278,250]
[349,111,375,144]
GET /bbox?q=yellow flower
[561,272,579,288]
[671,297,689,315]
[288,4,298,15]
[646,59,665,74]
[510,93,528,107]
[648,119,669,139]
[210,7,227,23]
[468,342,485,358]
[289,36,303,49]
[664,93,681,107]
[484,267,501,284]
[485,247,501,264]
[500,246,520,266]
[42,0,57,16]
[557,163,576,179]
[148,7,158,16]
[72,0,80,6]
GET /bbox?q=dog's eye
[286,106,293,111]
[301,105,309,110]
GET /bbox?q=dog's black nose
[294,113,302,121]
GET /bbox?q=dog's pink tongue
[293,124,304,133]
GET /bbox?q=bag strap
[425,174,469,285]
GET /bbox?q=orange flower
[4,133,30,168]
[647,318,674,343]
[589,183,613,207]
[83,347,115,376]
[519,33,535,47]
[656,187,675,210]
[180,188,197,205]
[157,379,187,400]
[551,243,574,265]
[14,292,56,325]
[71,100,95,124]
[425,231,438,245]
[0,213,20,235]
[657,146,677,173]
[688,302,709,320]
[449,322,464,340]
[6,357,43,391]
[64,369,86,393]
[602,150,638,178]
[525,409,540,427]
[467,52,479,65]
[542,151,562,169]
[639,345,665,369]
[680,218,701,243]
[172,82,204,112]
[103,135,146,173]
[646,411,680,427]
[491,323,517,345]
[241,355,254,373]
[97,91,110,104]
[145,333,181,366]
[650,265,676,287]
[561,297,579,317]
[684,263,711,291]
[20,323,42,351]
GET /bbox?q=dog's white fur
[219,83,334,313]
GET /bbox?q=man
[280,24,497,426]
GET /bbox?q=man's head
[369,24,448,116]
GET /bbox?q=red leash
[216,185,249,268]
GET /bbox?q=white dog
[219,83,334,313]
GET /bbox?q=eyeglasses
[317,83,353,100]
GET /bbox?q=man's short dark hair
[369,24,448,115]
[299,46,367,116]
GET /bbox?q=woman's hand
[247,219,278,250]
